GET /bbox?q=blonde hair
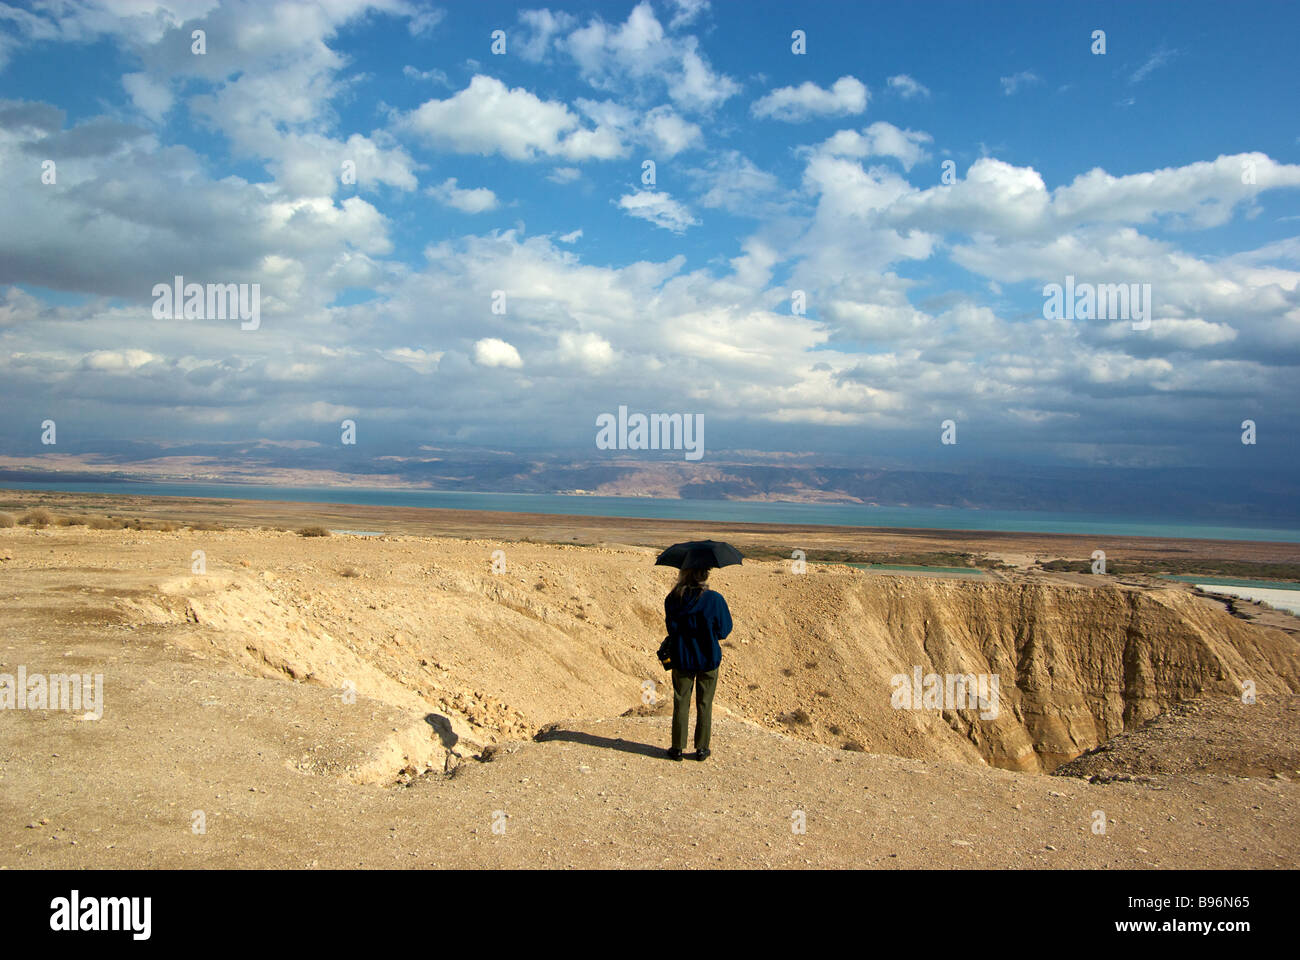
[668,566,709,604]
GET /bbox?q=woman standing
[663,566,732,761]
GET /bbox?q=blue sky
[1,0,1298,485]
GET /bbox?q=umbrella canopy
[654,539,744,570]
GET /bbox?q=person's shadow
[533,727,665,758]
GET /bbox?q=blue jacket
[664,588,732,672]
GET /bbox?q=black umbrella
[654,539,744,570]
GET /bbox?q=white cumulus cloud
[818,122,934,171]
[405,75,625,162]
[617,190,699,233]
[752,76,868,122]
[473,337,523,368]
[427,178,499,213]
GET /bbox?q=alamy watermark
[1,667,103,717]
[50,891,150,940]
[890,666,999,720]
[1043,275,1151,330]
[595,405,704,461]
[152,275,260,330]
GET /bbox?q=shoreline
[4,486,1300,566]
[3,480,1296,543]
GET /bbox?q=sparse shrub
[158,522,177,532]
[815,689,831,698]
[87,516,117,530]
[186,521,225,532]
[339,566,361,578]
[780,708,812,726]
[297,526,331,537]
[0,512,15,528]
[18,508,53,528]
[56,515,88,526]
[842,741,866,752]
[781,667,794,677]
[805,661,819,669]
[828,724,842,735]
[747,682,760,690]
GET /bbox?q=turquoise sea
[4,479,1299,543]
[1160,575,1300,590]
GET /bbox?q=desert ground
[1,491,1298,868]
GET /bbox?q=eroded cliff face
[114,537,1300,773]
[805,579,1300,771]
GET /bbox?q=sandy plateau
[2,519,1298,868]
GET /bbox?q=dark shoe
[667,748,684,761]
[695,748,711,761]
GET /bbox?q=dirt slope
[1057,695,1300,781]
[2,525,1298,868]
[69,527,1300,773]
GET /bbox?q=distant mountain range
[1,448,1296,523]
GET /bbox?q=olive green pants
[671,667,719,752]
